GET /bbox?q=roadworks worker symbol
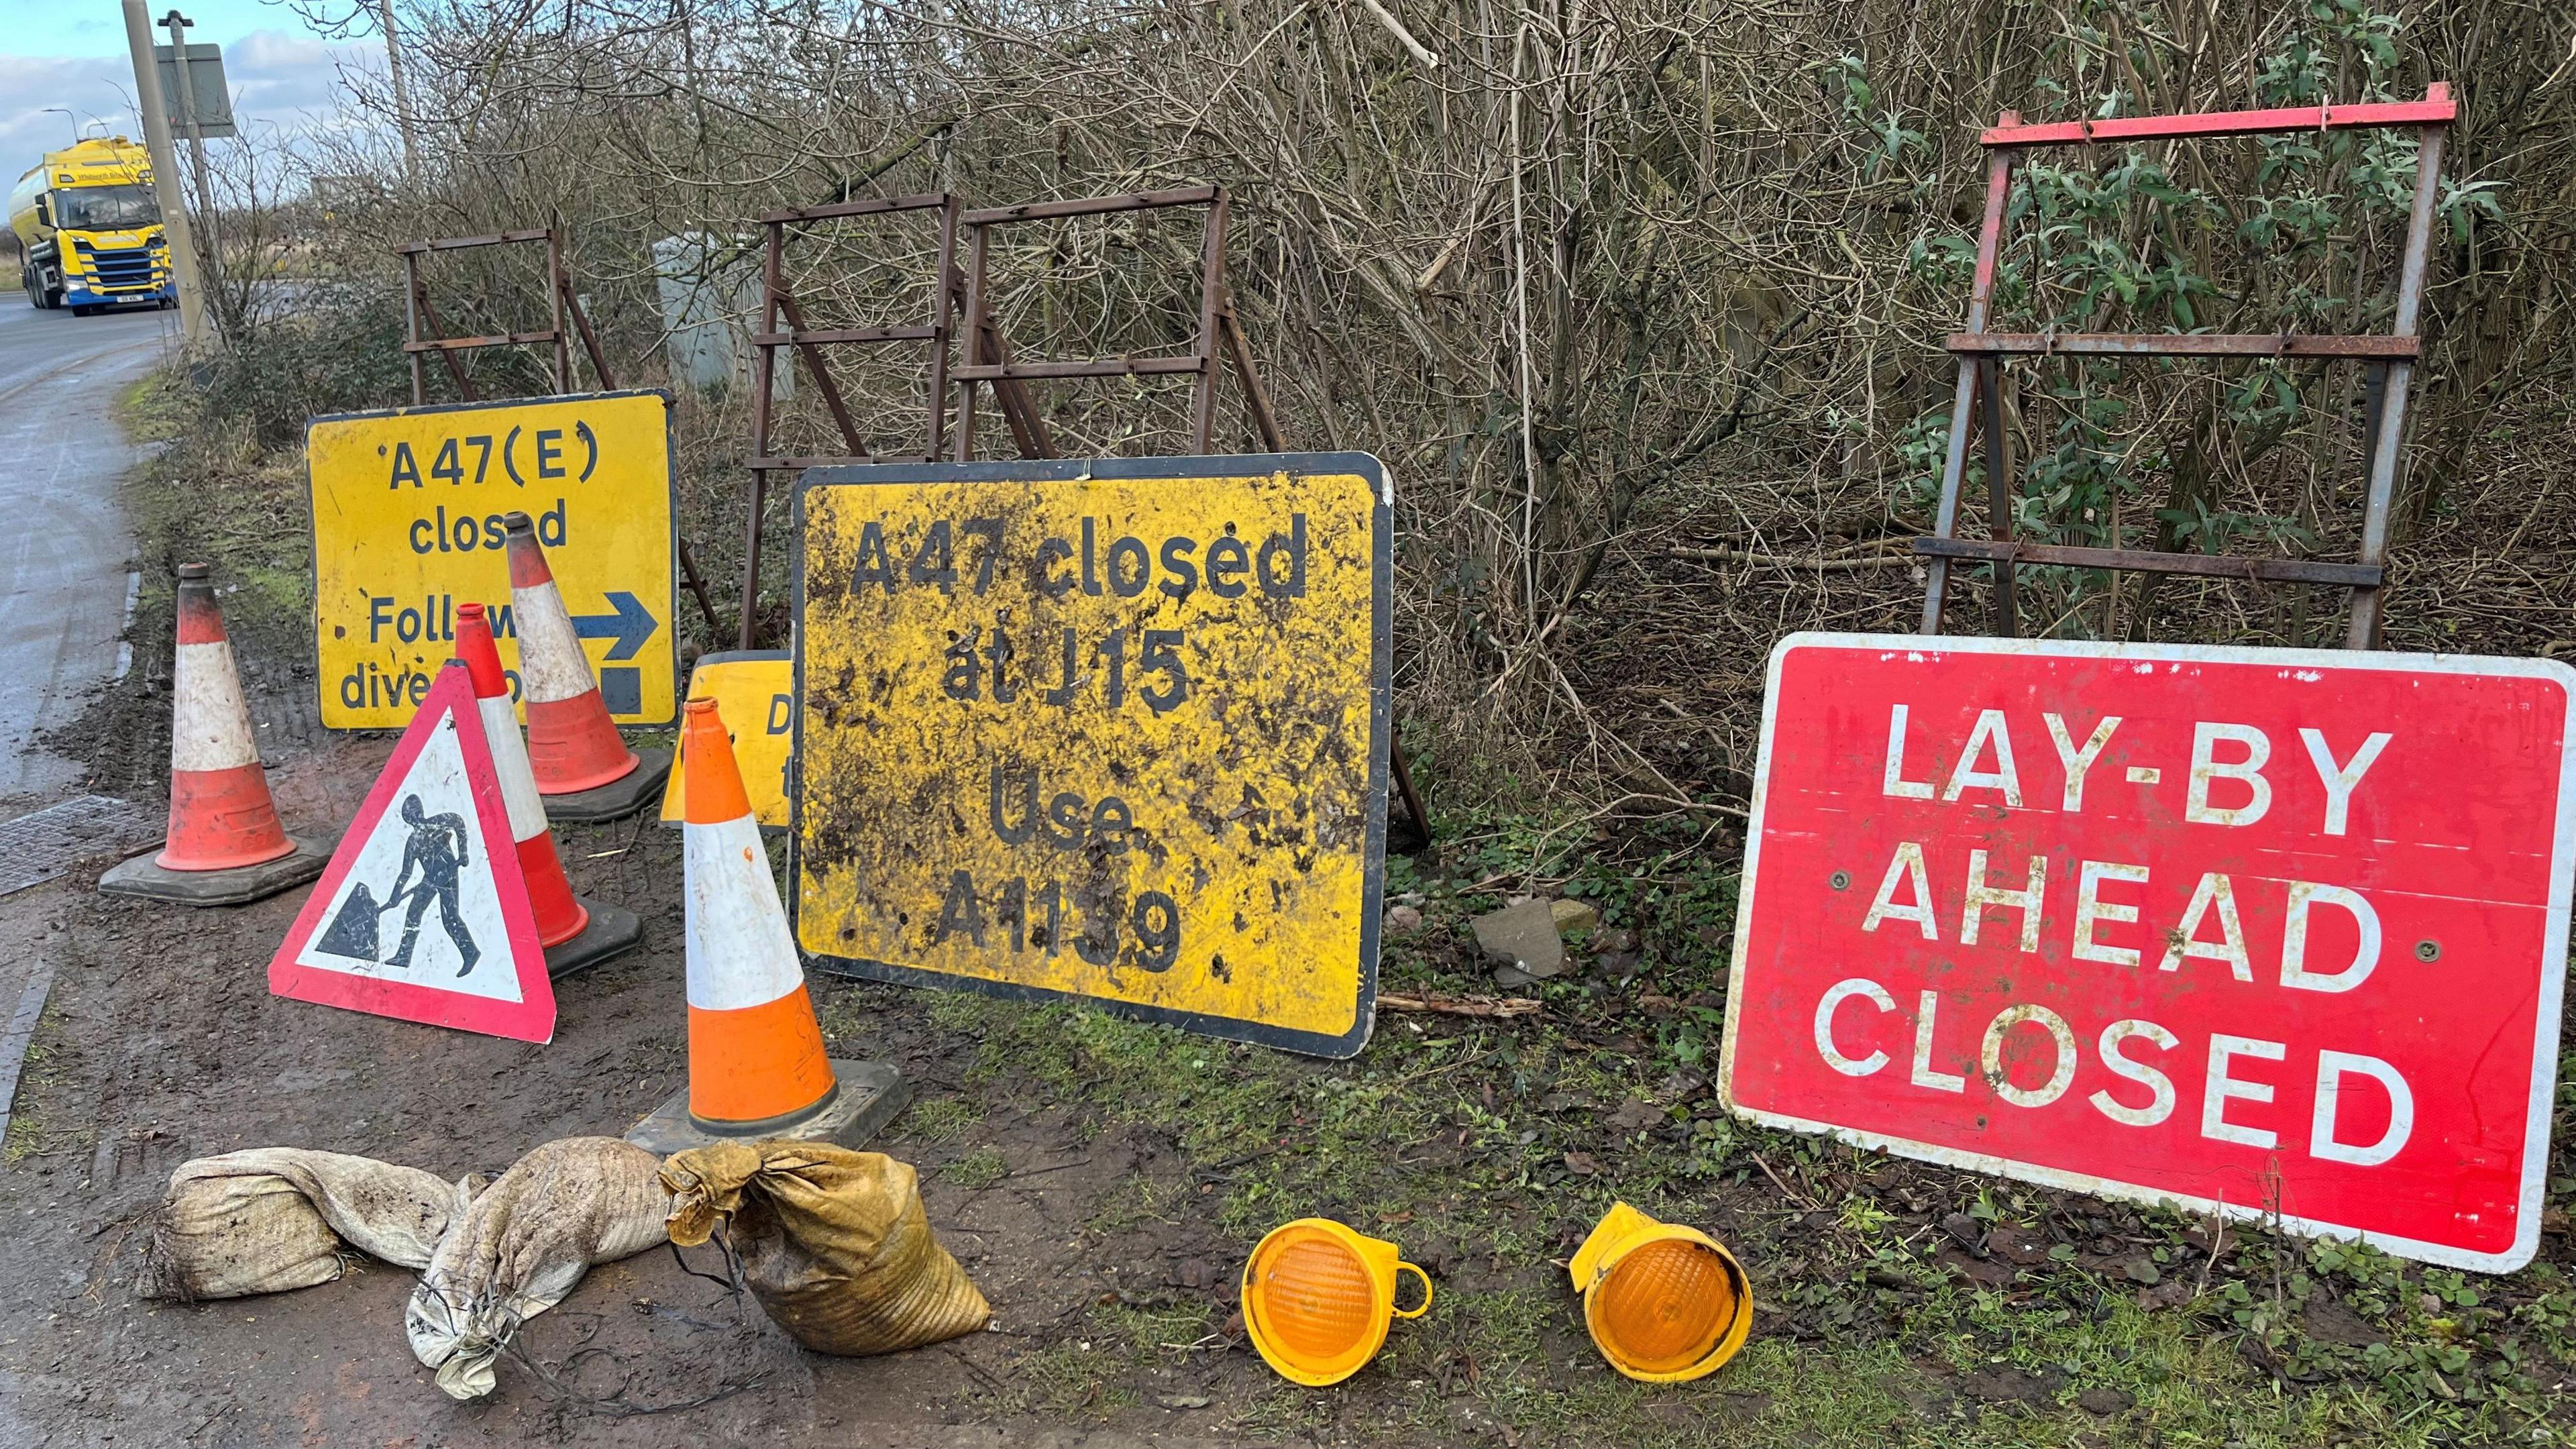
[268,661,556,1042]
[793,454,1392,1059]
[306,391,679,731]
[659,652,792,829]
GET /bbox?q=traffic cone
[454,602,642,977]
[100,564,328,906]
[502,512,667,822]
[625,696,906,1154]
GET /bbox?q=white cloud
[0,30,371,188]
[0,54,142,174]
[225,30,370,123]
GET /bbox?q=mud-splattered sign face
[794,455,1391,1058]
[1722,633,2576,1273]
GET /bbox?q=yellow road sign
[659,651,794,828]
[794,455,1391,1057]
[307,392,678,729]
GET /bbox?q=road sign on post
[793,454,1391,1058]
[307,392,678,730]
[152,42,235,136]
[1720,633,2576,1272]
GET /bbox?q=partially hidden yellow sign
[794,455,1391,1057]
[307,392,678,729]
[660,652,793,828]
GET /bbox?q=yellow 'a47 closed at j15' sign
[307,392,678,729]
[793,455,1392,1057]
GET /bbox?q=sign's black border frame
[302,388,683,731]
[790,453,1392,1059]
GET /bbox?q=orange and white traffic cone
[101,564,327,906]
[503,513,665,821]
[625,696,906,1153]
[455,602,641,976]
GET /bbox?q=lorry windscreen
[55,184,160,230]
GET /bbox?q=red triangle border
[266,661,558,1042]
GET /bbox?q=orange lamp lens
[1589,1238,1737,1375]
[1242,1219,1430,1386]
[1257,1234,1377,1360]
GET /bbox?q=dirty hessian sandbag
[144,1148,480,1301]
[407,1136,672,1400]
[661,1140,990,1355]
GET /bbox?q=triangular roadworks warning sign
[268,661,556,1042]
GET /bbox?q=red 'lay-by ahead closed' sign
[1719,634,2576,1273]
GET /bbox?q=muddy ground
[9,411,2576,1449]
[0,731,1356,1447]
[13,675,2576,1449]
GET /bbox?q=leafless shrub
[240,0,2576,807]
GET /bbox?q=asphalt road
[0,291,168,1449]
[0,291,172,806]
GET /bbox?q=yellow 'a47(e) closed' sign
[307,392,678,729]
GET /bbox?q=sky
[0,0,365,180]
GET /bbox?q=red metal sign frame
[1719,633,2576,1273]
[1918,86,2453,648]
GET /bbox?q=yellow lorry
[8,137,176,315]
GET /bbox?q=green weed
[944,1146,1010,1190]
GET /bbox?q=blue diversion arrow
[570,591,658,660]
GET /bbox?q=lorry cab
[9,137,176,315]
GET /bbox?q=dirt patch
[0,767,1265,1444]
[12,406,2576,1447]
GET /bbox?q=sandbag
[406,1136,671,1401]
[144,1148,478,1301]
[661,1140,989,1356]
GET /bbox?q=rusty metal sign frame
[736,193,1059,650]
[949,184,1285,462]
[398,227,616,405]
[742,183,1428,845]
[395,227,720,639]
[1916,85,2455,648]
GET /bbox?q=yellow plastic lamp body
[1568,1201,1753,1383]
[1241,1218,1433,1387]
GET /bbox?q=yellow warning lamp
[1240,1218,1433,1386]
[1568,1202,1753,1383]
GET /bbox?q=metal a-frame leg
[2344,118,2445,649]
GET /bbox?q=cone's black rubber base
[97,833,333,908]
[624,1060,908,1156]
[544,898,643,980]
[539,748,672,824]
